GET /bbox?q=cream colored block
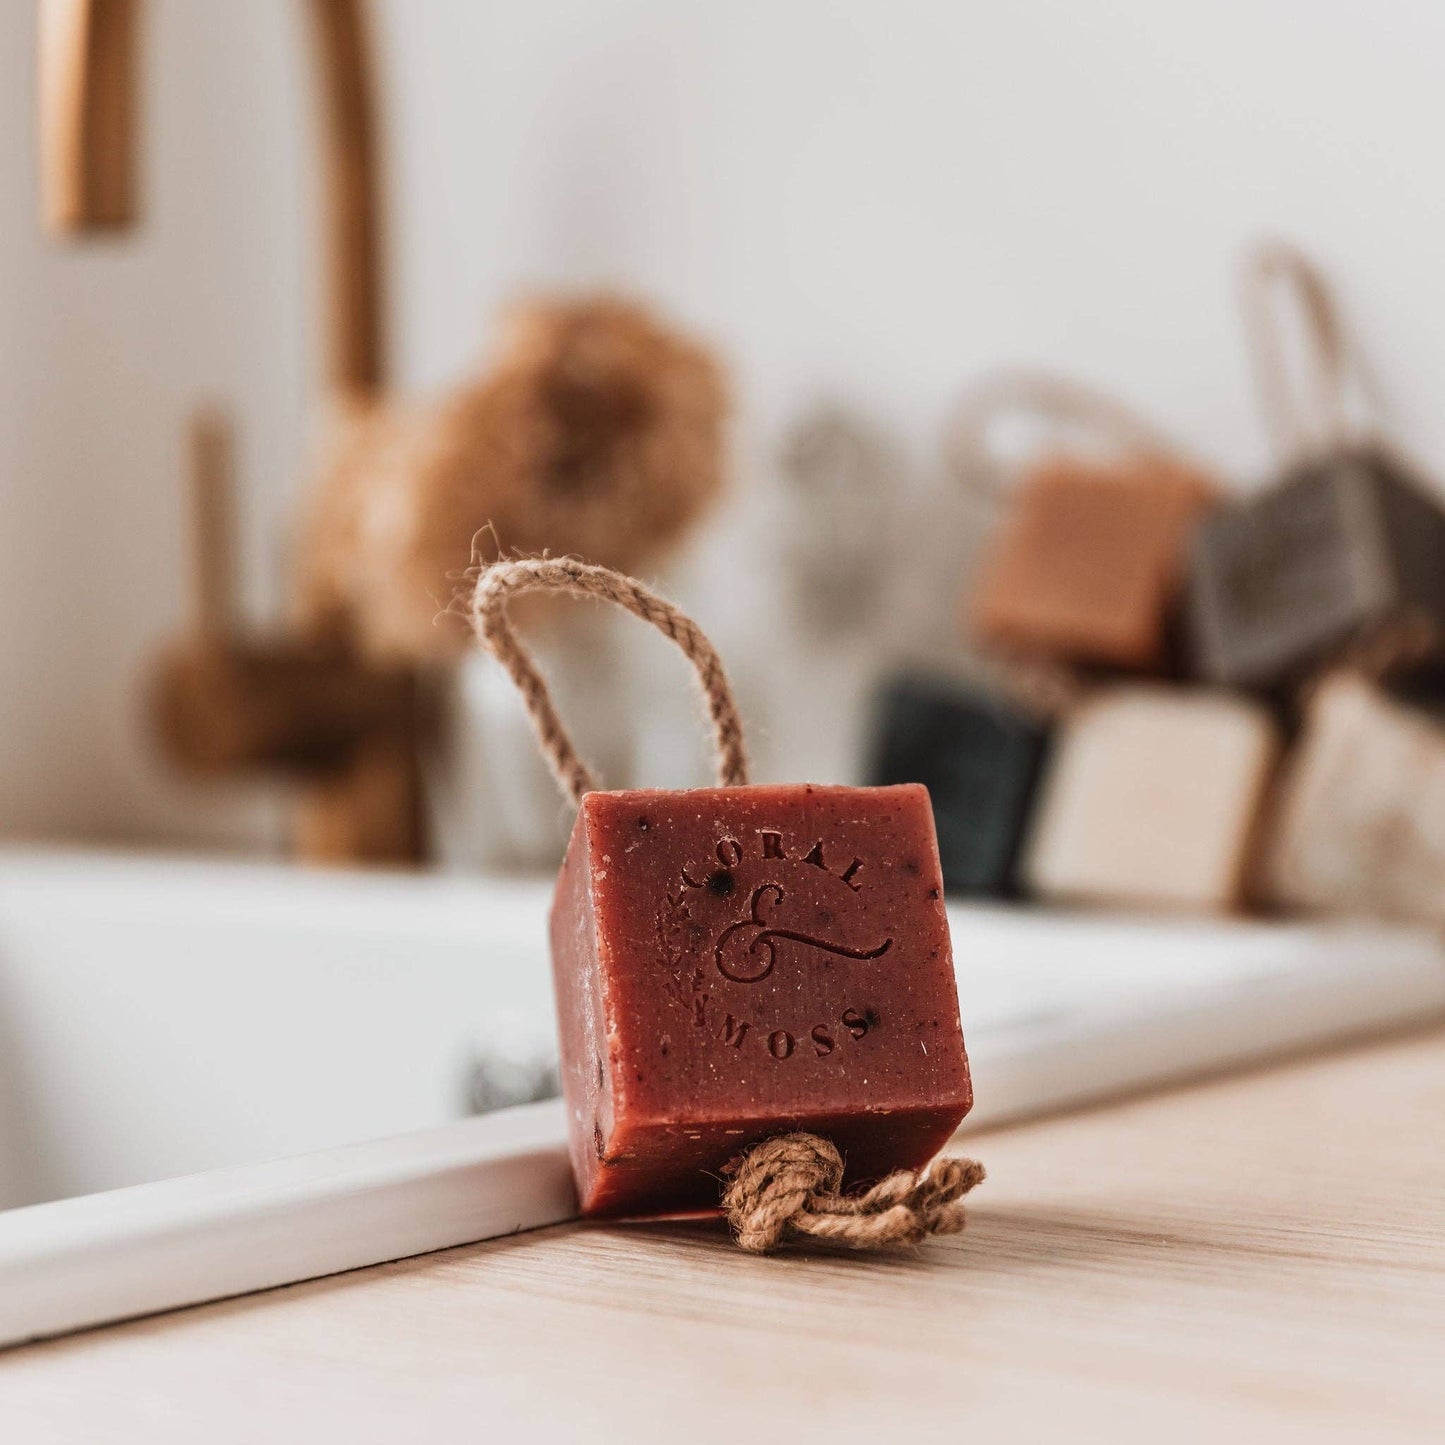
[1262,674,1445,925]
[1024,687,1279,911]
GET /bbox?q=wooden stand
[148,412,426,866]
[42,5,423,864]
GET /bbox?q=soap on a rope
[1217,243,1445,693]
[1022,685,1279,912]
[969,454,1216,671]
[552,782,972,1216]
[1186,447,1445,691]
[470,558,978,1240]
[867,674,1050,898]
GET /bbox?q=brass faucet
[38,0,426,865]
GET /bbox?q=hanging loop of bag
[941,368,1178,502]
[470,557,750,805]
[1239,240,1374,464]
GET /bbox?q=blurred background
[4,0,1444,865]
[8,2,1445,1375]
[3,0,1445,1227]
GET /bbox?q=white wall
[3,0,1444,850]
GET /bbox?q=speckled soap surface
[549,783,972,1217]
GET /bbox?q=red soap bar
[549,782,972,1217]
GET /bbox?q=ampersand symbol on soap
[714,883,893,984]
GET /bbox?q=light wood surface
[3,1029,1444,1443]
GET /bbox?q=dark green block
[867,675,1050,897]
[1185,447,1445,690]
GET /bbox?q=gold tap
[38,0,426,865]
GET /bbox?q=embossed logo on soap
[658,828,895,1064]
[715,883,892,983]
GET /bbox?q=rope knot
[721,1133,985,1254]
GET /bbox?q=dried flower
[298,294,729,659]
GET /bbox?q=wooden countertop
[3,1028,1444,1443]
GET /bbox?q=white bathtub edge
[0,1099,577,1350]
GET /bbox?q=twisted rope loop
[721,1133,985,1254]
[470,557,750,806]
[943,368,1177,503]
[1239,240,1371,465]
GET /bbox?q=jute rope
[942,368,1178,502]
[943,370,1196,719]
[1240,240,1372,465]
[722,1133,985,1254]
[470,557,750,804]
[472,559,984,1253]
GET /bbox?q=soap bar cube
[1023,687,1279,911]
[549,783,972,1217]
[867,675,1050,897]
[1186,447,1445,690]
[1261,674,1445,925]
[969,455,1216,670]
